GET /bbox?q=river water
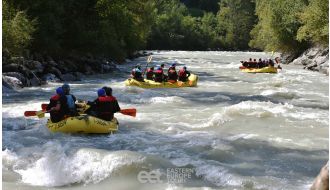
[2,51,329,190]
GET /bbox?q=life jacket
[133,68,142,80]
[178,69,186,78]
[98,96,117,102]
[154,69,163,82]
[146,69,154,80]
[47,94,61,110]
[47,94,66,123]
[168,68,178,81]
[66,95,76,110]
[96,96,120,121]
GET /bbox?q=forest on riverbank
[3,0,329,61]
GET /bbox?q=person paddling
[131,65,144,82]
[153,66,164,82]
[92,88,121,121]
[46,87,67,122]
[167,63,178,82]
[161,63,168,81]
[275,57,282,70]
[178,66,191,82]
[146,67,154,80]
[62,83,79,116]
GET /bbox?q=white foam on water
[223,101,291,118]
[198,113,231,128]
[11,142,145,187]
[149,96,187,104]
[2,149,19,171]
[260,88,300,99]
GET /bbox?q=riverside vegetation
[2,0,328,89]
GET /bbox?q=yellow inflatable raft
[125,74,198,88]
[46,115,118,134]
[240,66,278,73]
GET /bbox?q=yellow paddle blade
[147,56,152,63]
[36,111,46,118]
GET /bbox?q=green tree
[216,0,257,50]
[249,0,308,53]
[297,0,329,46]
[2,0,36,56]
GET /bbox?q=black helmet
[62,83,70,94]
[102,86,112,96]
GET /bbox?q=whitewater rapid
[2,51,328,190]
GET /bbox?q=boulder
[305,47,320,59]
[42,73,61,82]
[60,73,78,81]
[310,162,329,190]
[3,72,28,86]
[73,72,84,80]
[45,66,62,79]
[2,76,23,89]
[3,63,21,72]
[27,72,41,86]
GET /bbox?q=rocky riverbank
[284,47,329,75]
[2,51,150,91]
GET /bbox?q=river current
[2,51,329,190]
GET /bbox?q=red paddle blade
[41,104,48,111]
[120,108,136,117]
[24,111,38,117]
[24,110,47,118]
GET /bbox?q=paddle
[24,110,48,118]
[41,104,136,117]
[120,108,136,117]
[142,55,152,77]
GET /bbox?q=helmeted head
[171,63,176,67]
[102,86,112,96]
[56,87,64,96]
[97,88,106,97]
[183,66,187,70]
[62,83,70,95]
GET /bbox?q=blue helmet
[171,63,176,67]
[97,89,106,97]
[56,87,64,96]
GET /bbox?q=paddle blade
[147,56,152,63]
[24,110,46,118]
[41,104,48,111]
[120,108,136,117]
[24,111,37,117]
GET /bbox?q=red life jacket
[51,94,60,101]
[178,69,186,77]
[96,96,118,121]
[146,69,154,79]
[155,69,163,74]
[98,96,117,102]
